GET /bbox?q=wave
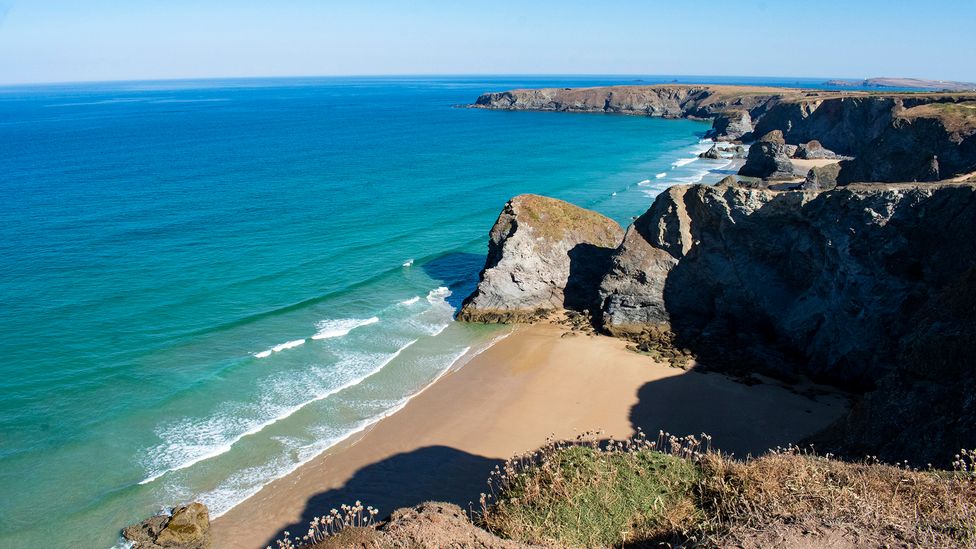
[426,286,451,303]
[637,179,651,185]
[139,339,420,485]
[671,157,697,168]
[402,259,414,267]
[311,317,379,340]
[656,172,667,179]
[399,296,420,306]
[205,344,474,518]
[253,339,305,358]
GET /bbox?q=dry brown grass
[479,434,976,548]
[900,101,976,132]
[513,194,622,247]
[698,448,976,547]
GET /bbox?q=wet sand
[211,323,849,548]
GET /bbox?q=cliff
[457,194,623,322]
[472,85,976,183]
[461,181,976,465]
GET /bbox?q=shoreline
[210,323,849,548]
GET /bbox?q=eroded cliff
[457,194,623,323]
[461,181,976,464]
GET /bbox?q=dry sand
[211,323,849,548]
[791,158,841,176]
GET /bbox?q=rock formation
[737,130,795,179]
[457,194,623,322]
[800,163,841,190]
[698,145,722,159]
[462,181,976,464]
[123,502,211,549]
[707,110,753,141]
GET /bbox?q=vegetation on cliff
[264,433,976,549]
[480,434,976,548]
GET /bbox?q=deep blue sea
[0,75,862,548]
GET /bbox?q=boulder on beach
[123,502,211,549]
[795,139,840,159]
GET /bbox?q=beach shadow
[627,369,840,459]
[421,252,484,310]
[263,445,502,548]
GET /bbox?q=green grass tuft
[480,432,706,547]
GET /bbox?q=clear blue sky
[1,0,974,85]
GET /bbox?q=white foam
[311,317,379,340]
[671,157,697,168]
[426,286,451,303]
[402,259,414,267]
[637,179,651,185]
[253,338,306,358]
[139,339,419,486]
[656,172,667,179]
[399,296,421,306]
[204,344,475,518]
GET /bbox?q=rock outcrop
[698,145,722,159]
[123,502,211,549]
[462,181,976,463]
[707,110,753,141]
[737,131,795,179]
[457,194,623,322]
[800,163,841,190]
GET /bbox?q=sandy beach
[211,323,849,548]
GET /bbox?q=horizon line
[0,72,943,89]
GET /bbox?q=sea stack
[457,194,623,322]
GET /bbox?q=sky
[0,0,974,85]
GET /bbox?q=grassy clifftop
[480,433,976,548]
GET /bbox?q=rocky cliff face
[457,194,623,322]
[473,86,976,183]
[462,182,976,464]
[600,181,976,385]
[472,84,786,119]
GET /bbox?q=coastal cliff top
[504,194,622,246]
[474,83,976,106]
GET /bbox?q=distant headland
[823,76,976,91]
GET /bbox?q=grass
[267,433,976,548]
[479,433,976,548]
[901,101,976,132]
[513,194,622,247]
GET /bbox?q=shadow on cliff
[421,252,484,310]
[262,445,502,548]
[565,243,617,312]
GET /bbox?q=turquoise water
[0,76,757,548]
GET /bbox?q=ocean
[0,75,844,548]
